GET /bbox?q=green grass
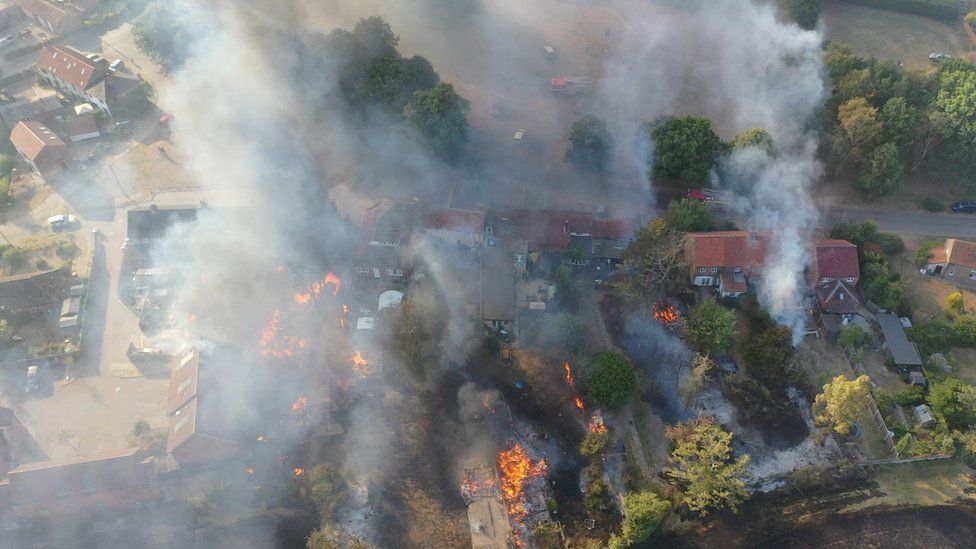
[834,0,962,20]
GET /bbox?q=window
[177,378,192,393]
[356,266,370,274]
[175,415,190,432]
[846,277,854,283]
[821,278,829,284]
[949,270,956,277]
[698,267,706,273]
[387,269,402,277]
[734,267,742,273]
[710,267,719,273]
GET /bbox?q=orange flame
[293,272,342,304]
[563,362,574,385]
[653,303,679,324]
[350,351,371,379]
[575,396,584,410]
[245,466,254,476]
[293,467,305,477]
[498,444,548,545]
[259,309,307,357]
[342,304,350,314]
[588,413,607,433]
[291,396,308,412]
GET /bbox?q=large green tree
[404,83,471,161]
[878,96,917,155]
[835,97,883,174]
[685,299,737,356]
[565,115,614,171]
[730,127,774,153]
[933,69,976,173]
[586,351,637,410]
[619,219,689,299]
[665,420,750,515]
[649,116,723,186]
[664,199,715,233]
[620,492,671,544]
[814,375,871,435]
[928,378,976,430]
[855,142,903,198]
[308,464,348,518]
[781,0,823,30]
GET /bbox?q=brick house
[36,45,111,114]
[166,349,240,467]
[811,239,861,314]
[9,119,69,177]
[684,231,772,297]
[923,238,976,290]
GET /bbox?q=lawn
[893,235,976,323]
[847,459,976,510]
[823,1,969,68]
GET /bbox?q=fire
[291,396,308,412]
[653,302,679,324]
[259,309,308,357]
[260,309,282,347]
[588,413,607,434]
[256,435,265,442]
[574,396,584,410]
[497,444,548,545]
[293,272,343,304]
[293,467,305,477]
[342,304,350,314]
[350,351,371,379]
[563,362,574,385]
[245,466,254,476]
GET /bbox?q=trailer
[550,76,591,96]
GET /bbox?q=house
[36,46,111,114]
[353,203,415,281]
[877,313,923,374]
[9,119,69,177]
[0,267,66,315]
[685,231,772,297]
[13,0,88,34]
[591,219,634,264]
[485,209,633,262]
[923,238,976,290]
[56,111,100,142]
[420,207,485,248]
[0,447,158,519]
[811,240,859,287]
[482,248,516,331]
[166,348,241,466]
[816,280,860,315]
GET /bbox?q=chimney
[563,219,569,234]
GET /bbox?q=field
[823,1,969,68]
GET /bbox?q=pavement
[823,207,976,238]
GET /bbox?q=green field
[824,1,969,68]
[835,0,963,20]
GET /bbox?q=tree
[929,378,976,430]
[813,375,871,435]
[132,1,199,72]
[565,115,613,171]
[685,299,737,355]
[352,16,399,59]
[580,431,612,456]
[619,221,688,299]
[132,420,150,437]
[2,247,25,271]
[730,127,774,153]
[620,491,671,544]
[583,477,614,512]
[682,353,713,407]
[824,42,860,82]
[665,420,750,515]
[364,55,440,113]
[308,464,348,518]
[663,199,714,233]
[743,325,795,387]
[560,314,588,355]
[933,69,976,173]
[837,324,871,349]
[967,11,976,32]
[947,292,965,313]
[585,352,636,410]
[855,142,903,198]
[404,83,470,161]
[781,0,823,30]
[835,97,883,174]
[878,97,917,155]
[861,252,906,311]
[649,116,723,186]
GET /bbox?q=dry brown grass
[894,236,976,322]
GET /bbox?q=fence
[842,345,899,458]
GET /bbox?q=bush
[873,232,905,255]
[2,247,25,270]
[921,197,944,212]
[893,386,925,406]
[908,319,956,355]
[583,478,614,512]
[837,324,871,348]
[967,11,976,32]
[585,352,636,410]
[34,259,49,270]
[915,240,942,268]
[946,292,965,313]
[56,241,75,258]
[928,378,976,430]
[0,177,9,208]
[580,431,612,456]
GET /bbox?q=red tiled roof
[593,219,634,240]
[422,208,484,233]
[14,0,77,32]
[10,120,64,161]
[685,231,772,273]
[928,246,947,265]
[544,211,593,251]
[6,447,153,506]
[719,271,747,293]
[814,239,860,279]
[946,239,976,269]
[37,45,106,91]
[817,280,860,314]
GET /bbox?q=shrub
[2,247,25,270]
[908,319,956,355]
[837,324,871,348]
[34,259,49,270]
[580,431,612,456]
[56,241,75,258]
[921,197,944,212]
[893,386,925,406]
[873,232,904,255]
[915,240,942,268]
[585,352,636,410]
[946,292,965,313]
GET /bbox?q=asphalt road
[823,208,976,238]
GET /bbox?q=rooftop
[481,248,516,321]
[0,267,66,313]
[10,119,65,161]
[685,231,772,271]
[37,45,106,91]
[814,239,860,280]
[877,313,922,367]
[945,239,976,270]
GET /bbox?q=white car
[513,129,526,141]
[47,214,77,229]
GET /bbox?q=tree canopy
[663,199,715,233]
[928,378,976,430]
[933,69,976,172]
[619,219,689,299]
[685,299,737,356]
[620,492,671,544]
[565,115,614,171]
[586,352,636,410]
[404,83,471,161]
[665,420,750,515]
[308,464,348,518]
[813,375,871,435]
[854,141,903,198]
[743,325,795,388]
[580,431,612,456]
[649,116,723,186]
[133,1,201,72]
[781,0,823,30]
[730,127,774,153]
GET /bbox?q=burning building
[462,464,513,549]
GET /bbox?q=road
[823,208,976,238]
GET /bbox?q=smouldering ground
[823,1,968,68]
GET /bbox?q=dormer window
[698,267,706,273]
[821,277,829,284]
[734,267,742,273]
[711,267,719,273]
[846,277,854,283]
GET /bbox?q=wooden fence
[843,346,899,458]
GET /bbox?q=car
[513,129,525,141]
[952,201,976,213]
[109,59,123,72]
[47,214,77,228]
[543,45,555,58]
